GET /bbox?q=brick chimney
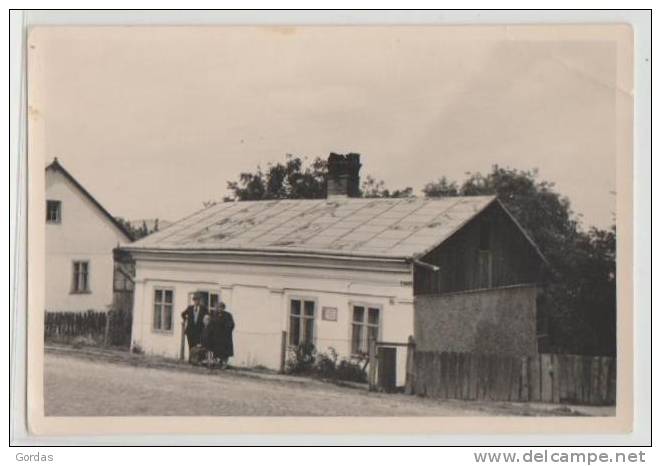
[326,152,361,199]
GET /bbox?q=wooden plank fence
[44,310,132,347]
[411,351,615,406]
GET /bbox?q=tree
[224,154,411,201]
[226,155,327,201]
[114,217,162,241]
[559,225,616,355]
[361,175,414,198]
[422,176,459,197]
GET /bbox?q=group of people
[181,293,235,368]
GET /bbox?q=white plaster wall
[131,258,414,385]
[45,169,130,312]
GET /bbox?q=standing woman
[215,302,235,368]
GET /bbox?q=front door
[189,290,220,310]
[378,346,397,392]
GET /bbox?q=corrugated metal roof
[125,195,497,259]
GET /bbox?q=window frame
[288,296,317,347]
[46,200,62,224]
[349,302,382,356]
[153,287,175,334]
[70,260,91,294]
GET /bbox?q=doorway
[189,290,221,310]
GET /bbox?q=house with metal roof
[45,158,134,313]
[123,154,546,385]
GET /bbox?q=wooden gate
[368,336,416,392]
[377,347,397,392]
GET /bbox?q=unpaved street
[45,353,489,416]
[44,351,612,417]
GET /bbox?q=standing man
[181,292,208,361]
[214,302,235,368]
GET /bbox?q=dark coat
[181,304,208,347]
[213,310,235,358]
[200,322,216,351]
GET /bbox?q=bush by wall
[285,343,367,384]
[285,342,317,374]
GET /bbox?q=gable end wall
[413,202,542,295]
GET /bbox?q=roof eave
[119,245,412,263]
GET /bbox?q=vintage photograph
[27,24,632,426]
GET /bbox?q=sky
[30,26,619,229]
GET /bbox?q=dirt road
[44,351,613,417]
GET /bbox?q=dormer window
[46,200,61,224]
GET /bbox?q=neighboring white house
[45,158,134,312]
[123,154,545,385]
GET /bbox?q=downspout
[411,258,440,272]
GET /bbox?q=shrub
[131,342,144,355]
[285,342,316,374]
[335,358,367,383]
[313,347,367,383]
[286,344,368,383]
[314,347,338,379]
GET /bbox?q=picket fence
[44,310,132,347]
[410,351,616,406]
